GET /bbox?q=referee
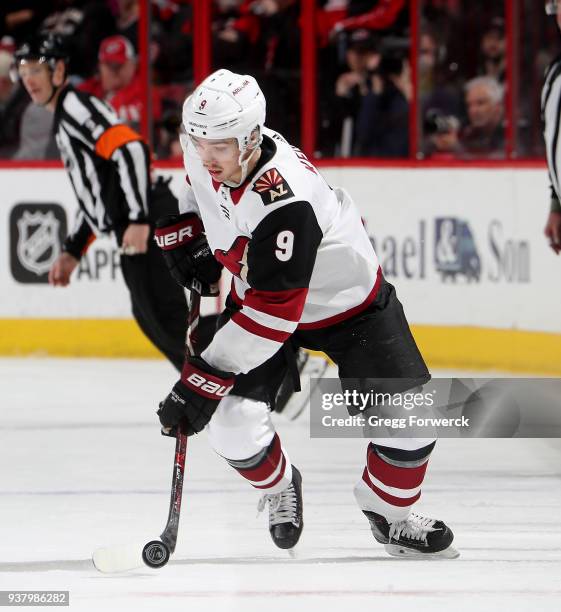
[543,1,561,255]
[14,34,188,370]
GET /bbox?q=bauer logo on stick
[252,168,294,205]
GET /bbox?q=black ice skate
[363,510,459,559]
[257,466,303,549]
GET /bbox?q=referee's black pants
[120,239,187,372]
[118,177,187,371]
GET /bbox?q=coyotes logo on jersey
[252,168,295,205]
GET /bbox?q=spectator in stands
[460,76,504,158]
[335,29,379,101]
[354,51,410,157]
[243,0,301,142]
[0,1,52,46]
[329,0,407,38]
[418,26,463,154]
[115,0,139,49]
[79,35,161,130]
[327,29,380,156]
[0,48,31,157]
[39,1,117,79]
[422,107,463,159]
[478,16,505,83]
[212,0,258,73]
[151,1,193,84]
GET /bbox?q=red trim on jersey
[231,311,291,343]
[214,236,250,277]
[211,178,221,191]
[244,287,308,322]
[362,468,422,507]
[236,434,283,483]
[230,182,250,205]
[297,266,382,330]
[367,445,429,490]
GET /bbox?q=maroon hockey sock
[226,433,292,492]
[359,442,431,516]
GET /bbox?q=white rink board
[319,167,554,332]
[1,166,557,331]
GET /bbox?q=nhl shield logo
[252,168,295,205]
[10,203,67,283]
[17,211,61,275]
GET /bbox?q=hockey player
[13,34,205,371]
[543,1,561,255]
[155,69,458,558]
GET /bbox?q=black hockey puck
[142,540,170,568]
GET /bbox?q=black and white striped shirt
[53,85,150,258]
[542,55,561,206]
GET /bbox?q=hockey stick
[141,283,201,568]
[92,283,202,573]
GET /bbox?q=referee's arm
[61,91,151,224]
[63,210,96,259]
[94,122,151,226]
[545,183,561,254]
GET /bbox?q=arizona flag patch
[252,168,295,205]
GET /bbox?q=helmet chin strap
[223,146,260,188]
[42,81,60,106]
[40,62,64,107]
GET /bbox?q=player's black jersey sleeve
[247,200,323,292]
[203,200,323,375]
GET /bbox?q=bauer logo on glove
[154,212,223,295]
[157,356,235,436]
[154,215,202,249]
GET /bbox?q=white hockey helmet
[182,69,266,152]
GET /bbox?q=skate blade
[384,543,460,559]
[287,545,301,559]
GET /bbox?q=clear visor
[185,132,242,163]
[546,1,558,15]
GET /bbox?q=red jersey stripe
[244,287,308,321]
[232,311,291,343]
[297,266,382,330]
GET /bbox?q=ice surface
[1,358,560,611]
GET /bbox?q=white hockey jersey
[179,128,381,374]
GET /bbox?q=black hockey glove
[157,356,235,437]
[154,213,222,296]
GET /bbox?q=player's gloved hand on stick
[157,356,235,437]
[154,213,222,295]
